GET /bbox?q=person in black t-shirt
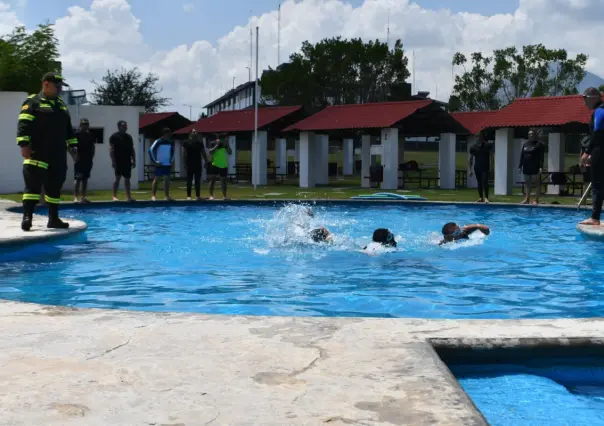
[109,120,136,202]
[73,118,96,203]
[183,129,209,200]
[518,128,545,205]
[468,132,493,203]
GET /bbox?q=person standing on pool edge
[17,72,78,231]
[110,120,136,202]
[183,129,209,200]
[149,127,175,201]
[208,133,232,200]
[580,87,604,225]
[468,132,493,203]
[73,118,96,203]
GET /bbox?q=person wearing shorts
[109,120,136,202]
[73,118,96,203]
[149,127,175,201]
[518,128,544,205]
[208,134,232,200]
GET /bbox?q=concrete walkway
[1,301,604,425]
[0,201,86,246]
[1,201,604,425]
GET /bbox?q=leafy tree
[91,68,170,112]
[599,84,604,93]
[450,44,587,112]
[260,37,410,111]
[0,24,60,93]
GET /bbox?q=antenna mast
[277,3,281,66]
[386,8,390,48]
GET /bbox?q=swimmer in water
[363,228,397,249]
[310,227,333,243]
[439,222,490,245]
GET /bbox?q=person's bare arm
[468,153,474,175]
[462,224,490,235]
[208,141,219,154]
[109,137,116,168]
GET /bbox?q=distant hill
[578,71,604,92]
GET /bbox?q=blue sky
[12,0,519,50]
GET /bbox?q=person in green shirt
[208,133,232,200]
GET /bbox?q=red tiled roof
[484,95,593,129]
[139,112,178,129]
[174,106,302,134]
[283,100,432,132]
[451,111,498,134]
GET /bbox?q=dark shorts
[115,162,132,179]
[210,165,228,178]
[74,162,92,180]
[154,166,172,177]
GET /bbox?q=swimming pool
[443,346,604,425]
[0,202,601,318]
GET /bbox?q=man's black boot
[47,203,69,229]
[21,200,36,231]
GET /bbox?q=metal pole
[254,26,259,189]
[277,4,281,66]
[578,182,592,210]
[232,77,235,90]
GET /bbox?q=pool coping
[1,301,603,425]
[1,200,603,424]
[0,201,87,247]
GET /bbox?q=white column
[228,135,237,174]
[252,131,267,186]
[513,138,524,187]
[137,134,145,182]
[548,133,566,195]
[381,128,399,190]
[275,138,287,174]
[299,131,315,188]
[439,133,456,189]
[361,135,372,188]
[494,128,514,195]
[315,134,329,185]
[343,138,354,175]
[466,135,477,188]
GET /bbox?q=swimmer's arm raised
[462,224,490,235]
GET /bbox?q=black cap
[42,72,69,87]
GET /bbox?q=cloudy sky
[1,0,602,119]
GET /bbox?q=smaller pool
[440,346,604,426]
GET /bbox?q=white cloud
[183,3,194,13]
[0,2,20,36]
[1,0,603,118]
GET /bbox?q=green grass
[0,177,585,206]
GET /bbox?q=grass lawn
[0,176,586,206]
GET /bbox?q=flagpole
[253,26,259,188]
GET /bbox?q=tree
[260,37,410,111]
[91,68,170,112]
[0,24,60,93]
[449,44,587,112]
[599,84,604,93]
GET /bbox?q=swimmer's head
[310,227,331,243]
[306,207,314,218]
[442,222,462,242]
[372,228,397,247]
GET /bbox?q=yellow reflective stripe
[22,193,41,201]
[44,195,61,204]
[23,159,49,169]
[21,105,29,111]
[19,113,35,121]
[16,136,31,143]
[60,106,67,110]
[66,138,78,146]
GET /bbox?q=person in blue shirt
[149,127,175,201]
[579,87,604,225]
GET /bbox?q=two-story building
[204,80,261,117]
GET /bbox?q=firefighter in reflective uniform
[17,72,78,231]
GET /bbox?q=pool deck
[0,201,87,246]
[1,200,604,425]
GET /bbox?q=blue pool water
[0,202,602,318]
[449,353,604,425]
